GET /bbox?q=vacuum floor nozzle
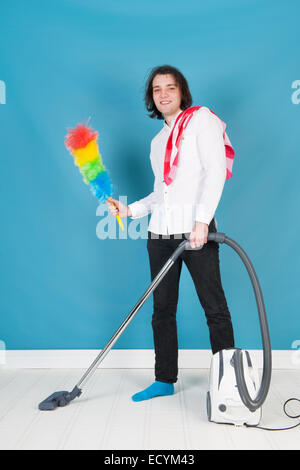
[38,386,82,411]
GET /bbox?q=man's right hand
[106,198,132,218]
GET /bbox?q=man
[107,65,235,401]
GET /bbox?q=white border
[1,349,299,369]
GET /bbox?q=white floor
[0,368,299,450]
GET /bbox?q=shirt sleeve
[194,109,227,225]
[128,145,159,219]
[128,190,158,219]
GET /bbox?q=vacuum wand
[38,238,190,410]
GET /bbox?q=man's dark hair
[144,65,193,120]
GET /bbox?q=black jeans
[147,218,235,384]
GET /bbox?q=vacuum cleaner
[39,231,272,428]
[206,234,272,426]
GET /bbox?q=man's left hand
[189,221,208,249]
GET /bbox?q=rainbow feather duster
[65,122,124,230]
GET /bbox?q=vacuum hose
[207,232,272,412]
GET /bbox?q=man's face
[152,74,182,118]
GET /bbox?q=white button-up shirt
[128,106,227,235]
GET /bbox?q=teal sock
[131,381,174,402]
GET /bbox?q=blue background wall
[0,0,299,351]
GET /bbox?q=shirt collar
[163,109,183,131]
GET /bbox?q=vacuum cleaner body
[207,349,262,426]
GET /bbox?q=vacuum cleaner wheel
[206,391,212,422]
